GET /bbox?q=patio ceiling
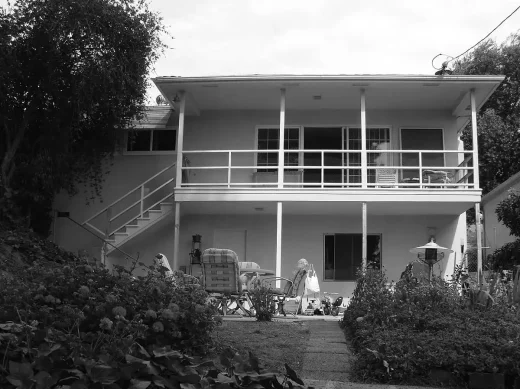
[153,75,504,117]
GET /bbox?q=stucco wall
[105,211,465,300]
[52,108,464,268]
[482,183,520,252]
[183,109,460,185]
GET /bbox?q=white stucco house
[481,171,520,253]
[53,74,504,298]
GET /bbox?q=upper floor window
[256,127,300,172]
[125,128,176,154]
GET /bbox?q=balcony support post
[360,89,368,188]
[175,91,186,188]
[362,202,367,271]
[172,202,181,271]
[275,201,282,288]
[475,202,483,286]
[470,89,479,189]
[278,88,286,188]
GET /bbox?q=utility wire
[432,4,520,70]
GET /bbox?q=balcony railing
[179,149,475,190]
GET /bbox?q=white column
[278,88,286,188]
[475,202,483,286]
[470,89,480,189]
[360,89,368,188]
[276,201,282,288]
[172,202,181,271]
[362,202,367,271]
[175,91,186,188]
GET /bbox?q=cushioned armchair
[200,248,253,316]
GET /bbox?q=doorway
[303,127,343,186]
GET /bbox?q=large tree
[453,32,520,194]
[0,0,165,234]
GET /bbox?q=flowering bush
[0,249,223,388]
[341,268,520,386]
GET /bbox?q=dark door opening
[303,127,343,186]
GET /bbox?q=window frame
[123,127,177,155]
[398,127,445,166]
[343,126,392,185]
[254,125,303,172]
[323,233,382,282]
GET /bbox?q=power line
[432,4,520,72]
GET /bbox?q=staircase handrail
[82,162,176,226]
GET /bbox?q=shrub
[249,285,276,321]
[341,268,520,386]
[0,252,225,388]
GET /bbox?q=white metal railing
[82,163,176,238]
[180,149,475,190]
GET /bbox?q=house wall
[106,211,465,300]
[183,109,460,185]
[482,185,520,252]
[52,108,463,263]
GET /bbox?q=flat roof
[152,74,504,120]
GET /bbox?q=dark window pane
[258,140,268,150]
[326,234,381,281]
[152,130,176,151]
[324,235,335,279]
[268,128,279,140]
[258,128,268,140]
[127,130,151,151]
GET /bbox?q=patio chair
[261,268,308,316]
[375,168,398,188]
[200,248,253,316]
[422,170,452,188]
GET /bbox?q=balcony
[178,149,475,190]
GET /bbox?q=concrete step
[147,209,162,221]
[136,217,151,227]
[125,225,140,235]
[113,232,128,245]
[160,202,173,213]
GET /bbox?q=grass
[211,319,311,374]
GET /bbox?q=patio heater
[409,230,453,281]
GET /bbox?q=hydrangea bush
[0,256,221,388]
[341,268,520,386]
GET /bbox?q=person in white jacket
[154,253,173,277]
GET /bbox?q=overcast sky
[2,0,519,102]
[147,0,520,102]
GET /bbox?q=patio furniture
[200,248,253,316]
[422,170,452,188]
[375,168,398,188]
[261,268,308,316]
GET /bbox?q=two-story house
[53,74,503,298]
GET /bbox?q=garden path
[301,320,441,389]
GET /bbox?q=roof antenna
[435,61,453,76]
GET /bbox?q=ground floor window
[324,233,381,281]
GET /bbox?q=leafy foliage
[496,189,520,238]
[341,268,520,386]
[249,285,276,322]
[0,0,165,235]
[487,239,520,271]
[454,33,520,195]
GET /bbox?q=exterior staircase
[81,163,176,257]
[106,201,174,254]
